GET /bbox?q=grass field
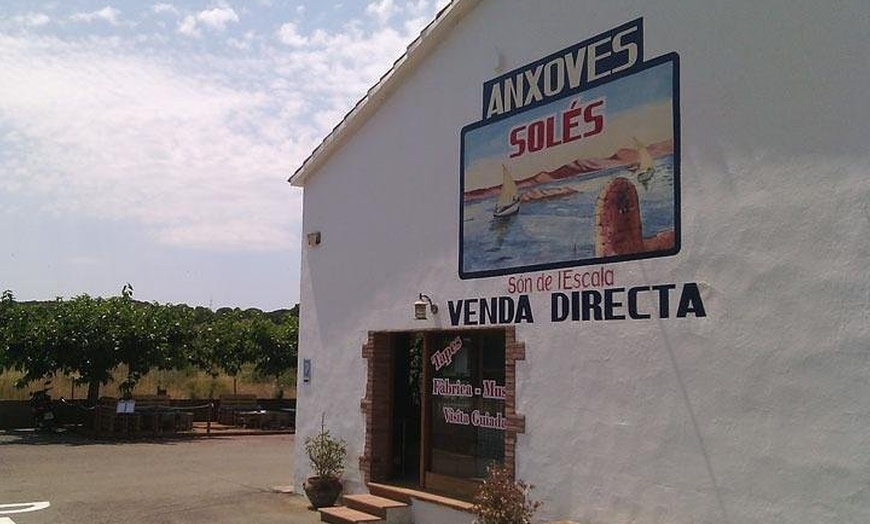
[0,365,297,401]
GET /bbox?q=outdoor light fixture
[414,293,438,320]
[307,231,322,247]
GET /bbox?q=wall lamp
[307,231,322,247]
[414,293,438,320]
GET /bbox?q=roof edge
[288,0,478,187]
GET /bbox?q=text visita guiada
[447,282,706,326]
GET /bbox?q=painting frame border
[458,52,682,280]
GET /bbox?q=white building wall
[294,1,870,523]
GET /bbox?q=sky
[0,0,449,311]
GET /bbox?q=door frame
[360,327,527,498]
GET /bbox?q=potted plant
[302,416,347,509]
[472,463,541,524]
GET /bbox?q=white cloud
[0,0,448,308]
[366,0,396,25]
[406,0,432,17]
[71,6,122,25]
[0,34,304,252]
[0,2,444,253]
[197,7,239,30]
[178,6,239,38]
[178,14,200,37]
[13,13,51,27]
[152,3,178,15]
[367,0,441,25]
[227,30,258,50]
[69,255,101,267]
[277,22,307,47]
[267,10,437,122]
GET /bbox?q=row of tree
[0,286,298,405]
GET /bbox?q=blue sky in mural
[0,0,448,310]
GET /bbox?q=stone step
[343,494,412,524]
[367,483,412,504]
[319,505,384,524]
[368,482,473,512]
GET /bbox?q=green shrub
[304,423,347,480]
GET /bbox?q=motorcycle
[29,381,57,432]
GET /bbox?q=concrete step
[319,505,384,524]
[343,494,412,524]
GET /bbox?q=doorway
[361,328,524,500]
[390,333,423,484]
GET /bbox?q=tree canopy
[0,286,298,404]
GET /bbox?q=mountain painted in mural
[464,139,674,201]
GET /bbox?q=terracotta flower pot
[302,476,343,508]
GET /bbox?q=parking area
[0,430,320,524]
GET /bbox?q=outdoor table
[115,412,142,435]
[137,406,179,434]
[279,408,296,428]
[236,409,268,428]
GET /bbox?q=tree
[190,309,255,396]
[54,294,126,404]
[1,291,58,383]
[0,290,15,370]
[113,285,169,397]
[2,285,183,404]
[157,303,198,370]
[3,296,65,387]
[253,314,298,396]
[1,285,301,403]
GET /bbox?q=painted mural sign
[459,18,680,279]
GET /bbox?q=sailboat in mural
[630,137,656,190]
[493,164,521,217]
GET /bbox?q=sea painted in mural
[460,54,680,279]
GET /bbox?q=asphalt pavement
[0,430,321,524]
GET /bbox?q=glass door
[423,330,505,498]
